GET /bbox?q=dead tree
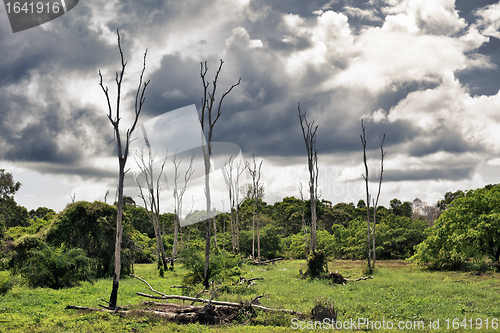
[223,157,236,253]
[221,195,226,250]
[99,30,150,309]
[371,134,385,268]
[299,183,309,259]
[298,103,319,252]
[234,159,245,253]
[360,120,385,272]
[135,128,169,272]
[360,120,372,273]
[171,151,195,269]
[223,156,246,254]
[246,156,263,261]
[199,60,240,288]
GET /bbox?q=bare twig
[130,274,167,297]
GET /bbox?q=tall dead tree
[246,156,263,261]
[223,156,246,254]
[135,128,169,273]
[223,156,236,253]
[99,30,149,309]
[171,152,195,269]
[299,183,309,259]
[234,159,245,253]
[371,134,385,269]
[199,60,240,288]
[360,120,385,272]
[298,103,319,253]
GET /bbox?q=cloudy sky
[1,0,500,213]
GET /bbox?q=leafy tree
[410,185,500,269]
[0,170,28,233]
[437,190,465,211]
[0,169,21,200]
[390,199,412,218]
[29,207,55,220]
[376,215,427,259]
[46,201,134,278]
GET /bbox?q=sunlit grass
[1,260,499,332]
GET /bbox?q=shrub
[0,270,14,294]
[306,250,328,277]
[311,298,337,322]
[181,249,243,286]
[20,243,93,289]
[7,234,45,273]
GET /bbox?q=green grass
[1,260,499,332]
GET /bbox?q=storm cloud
[1,0,500,210]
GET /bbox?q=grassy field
[1,260,499,332]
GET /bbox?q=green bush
[306,250,328,277]
[0,270,14,294]
[180,249,243,285]
[7,234,45,273]
[20,243,93,289]
[130,230,156,264]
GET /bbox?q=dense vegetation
[2,165,500,292]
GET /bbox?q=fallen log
[136,292,302,315]
[318,271,373,284]
[237,276,264,285]
[254,258,283,265]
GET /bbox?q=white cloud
[381,0,467,36]
[344,6,381,22]
[388,74,500,153]
[325,29,469,93]
[284,11,355,76]
[475,2,500,38]
[225,27,263,49]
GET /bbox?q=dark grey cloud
[455,0,500,95]
[384,166,474,182]
[457,36,500,96]
[140,53,202,119]
[0,0,497,197]
[407,125,478,157]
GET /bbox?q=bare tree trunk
[171,152,195,269]
[199,60,240,288]
[99,30,149,309]
[252,197,255,260]
[223,157,236,253]
[299,183,309,258]
[247,156,262,262]
[298,104,318,253]
[135,127,168,273]
[372,134,385,269]
[235,161,244,253]
[213,212,218,251]
[221,197,226,251]
[360,120,372,274]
